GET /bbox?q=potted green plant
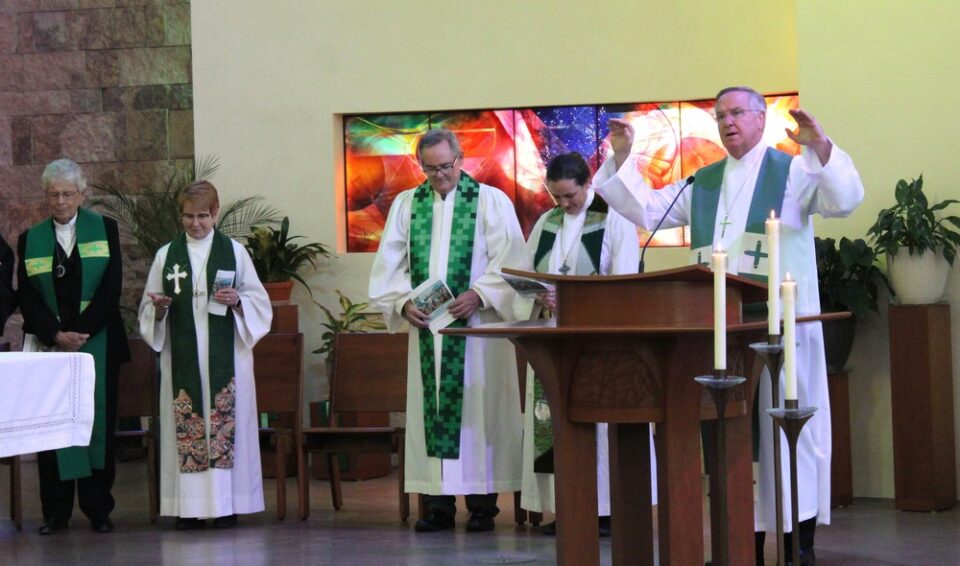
[866,175,960,304]
[91,156,280,258]
[313,290,386,360]
[815,236,892,372]
[245,217,332,301]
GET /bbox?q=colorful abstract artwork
[344,94,799,252]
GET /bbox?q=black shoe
[598,516,611,538]
[414,511,455,533]
[465,511,495,532]
[174,517,205,531]
[537,520,556,535]
[90,518,114,533]
[212,514,238,529]
[786,548,816,566]
[38,518,68,535]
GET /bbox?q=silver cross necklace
[719,155,762,238]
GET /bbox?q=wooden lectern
[446,265,773,566]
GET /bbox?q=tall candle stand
[695,368,746,566]
[750,335,785,566]
[768,399,817,566]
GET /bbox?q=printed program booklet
[208,269,236,316]
[501,271,556,295]
[409,276,456,333]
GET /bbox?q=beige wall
[798,0,960,499]
[193,0,960,502]
[190,0,798,411]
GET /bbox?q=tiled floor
[1,457,957,565]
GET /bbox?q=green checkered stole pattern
[23,208,110,480]
[162,230,238,472]
[689,147,791,281]
[408,173,480,459]
[530,200,607,471]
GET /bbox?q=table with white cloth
[0,352,96,458]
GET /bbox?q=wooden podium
[445,265,837,566]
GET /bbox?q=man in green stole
[369,129,526,534]
[593,87,864,565]
[17,159,130,535]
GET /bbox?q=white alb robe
[593,142,864,530]
[369,183,525,496]
[139,231,272,518]
[514,189,658,515]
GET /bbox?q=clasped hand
[403,289,481,329]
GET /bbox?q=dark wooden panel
[889,304,956,511]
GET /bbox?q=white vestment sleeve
[793,145,865,218]
[138,244,170,352]
[592,155,690,231]
[368,190,415,333]
[605,209,641,275]
[231,240,272,349]
[469,187,526,322]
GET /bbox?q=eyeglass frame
[46,189,82,201]
[420,156,461,176]
[713,107,763,123]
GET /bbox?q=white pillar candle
[766,211,781,336]
[712,246,727,370]
[782,273,797,400]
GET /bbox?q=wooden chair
[299,332,408,520]
[116,337,159,523]
[0,341,22,530]
[253,332,304,520]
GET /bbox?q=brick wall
[0,0,194,340]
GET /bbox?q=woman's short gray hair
[41,159,87,192]
[416,128,463,161]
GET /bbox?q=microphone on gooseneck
[638,175,695,273]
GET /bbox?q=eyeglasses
[46,190,80,201]
[181,213,213,222]
[713,108,761,122]
[421,159,459,175]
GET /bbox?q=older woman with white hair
[17,158,130,535]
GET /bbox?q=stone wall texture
[0,0,194,340]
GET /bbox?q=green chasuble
[408,172,480,459]
[23,208,110,480]
[162,230,238,473]
[689,147,791,281]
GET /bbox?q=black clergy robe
[16,215,130,524]
[0,235,14,329]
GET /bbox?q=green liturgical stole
[24,208,110,481]
[408,172,480,459]
[162,230,238,473]
[689,147,791,281]
[533,198,607,276]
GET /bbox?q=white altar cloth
[0,352,95,458]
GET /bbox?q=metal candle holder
[768,399,817,566]
[695,368,746,566]
[750,334,785,566]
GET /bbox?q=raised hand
[607,118,635,168]
[786,108,833,165]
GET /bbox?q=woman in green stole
[139,181,272,529]
[18,159,130,535]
